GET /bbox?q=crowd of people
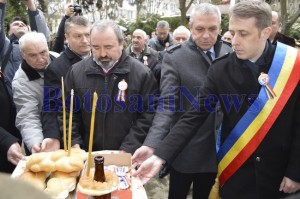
[0,0,299,199]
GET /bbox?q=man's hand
[41,138,60,152]
[132,155,165,185]
[72,144,80,148]
[31,143,41,153]
[65,4,75,17]
[22,0,36,11]
[132,146,155,168]
[279,176,300,194]
[7,142,25,165]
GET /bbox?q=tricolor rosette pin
[143,56,148,66]
[117,79,128,102]
[258,72,276,99]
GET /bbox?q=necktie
[206,51,213,62]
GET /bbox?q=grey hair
[272,11,281,23]
[173,25,191,38]
[19,31,48,52]
[65,16,90,34]
[91,20,124,44]
[189,3,221,25]
[133,29,147,39]
[230,0,272,31]
[156,20,170,29]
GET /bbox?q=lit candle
[67,89,74,156]
[61,77,67,151]
[86,91,98,177]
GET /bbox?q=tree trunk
[179,0,194,25]
[280,0,300,34]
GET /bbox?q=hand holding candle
[86,91,98,177]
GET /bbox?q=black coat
[0,74,21,173]
[154,42,300,198]
[42,47,83,142]
[61,51,159,154]
[272,32,296,47]
[125,44,160,84]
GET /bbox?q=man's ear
[262,27,272,40]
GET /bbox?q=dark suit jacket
[144,36,232,173]
[154,42,300,198]
[272,32,296,47]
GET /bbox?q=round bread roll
[44,171,77,199]
[77,170,119,196]
[19,170,47,190]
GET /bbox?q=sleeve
[42,65,62,140]
[143,52,181,149]
[12,76,43,151]
[147,38,156,50]
[150,51,163,86]
[57,68,83,146]
[28,9,50,43]
[51,16,69,53]
[0,127,19,158]
[154,66,219,164]
[119,68,159,154]
[0,3,10,64]
[285,83,300,182]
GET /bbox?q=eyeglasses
[156,32,168,36]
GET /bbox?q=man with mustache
[61,20,158,154]
[125,29,159,84]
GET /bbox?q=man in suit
[132,3,232,199]
[133,1,300,198]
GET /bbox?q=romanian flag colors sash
[217,42,300,186]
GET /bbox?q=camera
[73,5,82,14]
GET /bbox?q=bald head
[131,29,147,52]
[270,11,282,41]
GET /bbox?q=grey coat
[143,36,232,173]
[147,34,174,52]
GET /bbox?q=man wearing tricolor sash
[133,1,300,198]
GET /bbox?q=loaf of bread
[44,171,78,199]
[26,148,87,173]
[19,170,47,190]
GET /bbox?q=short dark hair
[65,16,90,34]
[7,16,28,33]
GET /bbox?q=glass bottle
[92,156,111,199]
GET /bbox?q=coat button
[255,157,261,162]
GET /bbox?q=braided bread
[26,148,86,173]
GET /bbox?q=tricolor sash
[217,42,300,186]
